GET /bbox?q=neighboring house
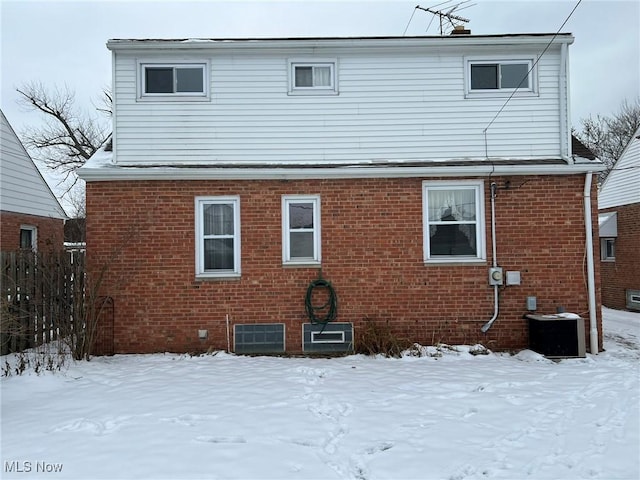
[598,127,640,311]
[0,110,66,251]
[78,33,605,355]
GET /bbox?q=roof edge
[78,162,605,182]
[107,33,574,50]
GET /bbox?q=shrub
[356,317,412,358]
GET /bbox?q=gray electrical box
[506,271,521,285]
[527,296,537,311]
[489,267,503,286]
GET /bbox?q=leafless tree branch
[16,81,110,175]
[574,97,640,181]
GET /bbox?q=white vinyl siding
[112,44,565,166]
[599,127,640,209]
[0,112,66,219]
[195,196,241,278]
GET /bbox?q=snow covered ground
[1,307,638,480]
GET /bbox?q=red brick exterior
[86,175,602,355]
[0,211,65,251]
[600,203,640,311]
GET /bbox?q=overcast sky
[1,0,638,207]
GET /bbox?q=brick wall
[86,175,602,354]
[0,211,65,251]
[600,203,640,310]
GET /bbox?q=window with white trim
[282,196,321,264]
[466,58,535,94]
[423,181,486,262]
[288,60,337,94]
[20,226,37,251]
[600,238,615,261]
[141,63,207,96]
[195,197,240,277]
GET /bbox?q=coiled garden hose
[305,278,338,325]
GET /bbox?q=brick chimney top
[450,25,471,35]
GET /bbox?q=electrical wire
[403,7,418,36]
[483,0,583,140]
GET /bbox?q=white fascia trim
[78,162,605,182]
[107,35,574,52]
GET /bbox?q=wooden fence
[1,250,85,355]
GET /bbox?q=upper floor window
[423,181,486,263]
[140,63,207,98]
[195,197,241,278]
[282,195,321,265]
[465,58,536,96]
[288,60,337,95]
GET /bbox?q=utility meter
[489,267,504,286]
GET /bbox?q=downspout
[481,182,499,333]
[559,42,571,162]
[583,171,599,354]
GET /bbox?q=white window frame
[422,180,486,263]
[600,238,616,262]
[288,59,338,95]
[282,195,321,265]
[195,196,241,278]
[19,225,37,251]
[465,56,537,97]
[138,61,209,100]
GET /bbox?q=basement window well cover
[234,324,285,354]
[303,323,353,353]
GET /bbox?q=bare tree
[575,98,640,178]
[16,82,110,175]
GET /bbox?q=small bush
[356,317,412,358]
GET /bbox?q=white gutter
[106,34,574,52]
[78,162,605,182]
[583,171,599,354]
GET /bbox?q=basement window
[627,290,640,311]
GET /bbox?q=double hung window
[195,197,240,277]
[423,181,486,262]
[282,196,321,265]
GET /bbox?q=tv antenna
[412,1,474,36]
